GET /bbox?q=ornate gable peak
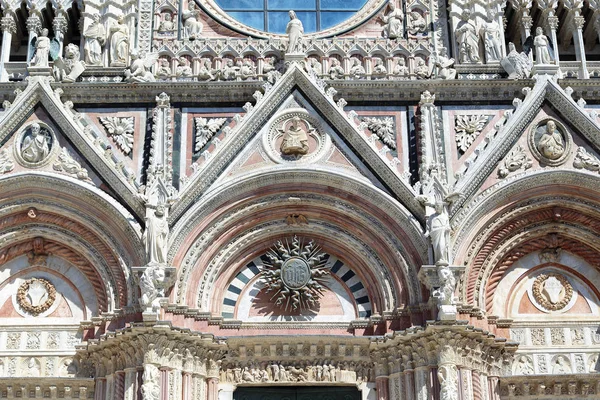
[0,77,145,218]
[451,75,600,218]
[171,63,421,223]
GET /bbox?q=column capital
[26,14,42,34]
[1,14,16,34]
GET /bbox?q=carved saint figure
[306,58,322,76]
[83,13,106,66]
[240,59,256,80]
[534,27,553,64]
[156,58,172,79]
[141,364,160,400]
[198,58,216,81]
[514,355,534,375]
[182,2,203,39]
[21,123,50,164]
[53,43,86,83]
[158,13,175,31]
[349,57,366,79]
[407,10,426,34]
[221,59,239,81]
[109,16,129,67]
[382,2,404,39]
[481,12,502,62]
[426,202,450,264]
[31,29,50,67]
[281,117,309,156]
[432,48,456,80]
[372,58,387,76]
[553,355,571,374]
[537,121,564,160]
[286,10,304,53]
[394,57,408,78]
[329,58,345,79]
[176,57,193,77]
[415,58,430,79]
[143,205,169,264]
[456,10,480,63]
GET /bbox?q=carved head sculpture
[164,13,172,21]
[289,10,297,20]
[155,205,165,217]
[536,26,544,36]
[434,201,444,213]
[92,13,100,23]
[461,9,471,20]
[40,28,49,37]
[508,42,516,52]
[31,122,41,135]
[64,43,80,60]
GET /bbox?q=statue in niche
[349,57,366,79]
[286,10,304,53]
[21,123,51,164]
[220,59,239,81]
[536,120,565,160]
[83,13,106,66]
[305,58,322,76]
[156,58,172,79]
[393,57,408,78]
[143,205,169,265]
[415,58,430,79]
[456,10,480,63]
[280,116,309,156]
[432,48,456,80]
[240,59,256,80]
[425,202,451,264]
[176,57,193,77]
[198,58,217,81]
[553,355,571,374]
[109,15,129,67]
[263,56,281,83]
[407,10,426,34]
[26,358,40,377]
[481,10,502,63]
[381,2,404,39]
[53,43,86,83]
[124,50,158,82]
[372,58,387,77]
[158,12,175,32]
[533,26,553,64]
[139,264,168,309]
[31,29,50,67]
[328,58,345,79]
[182,2,203,39]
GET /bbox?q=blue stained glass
[321,11,354,28]
[268,11,316,33]
[215,0,263,10]
[268,0,316,10]
[321,0,367,9]
[228,11,265,30]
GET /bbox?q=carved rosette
[17,278,56,316]
[259,236,330,311]
[532,273,573,312]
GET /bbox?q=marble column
[404,370,416,400]
[376,376,389,400]
[207,377,219,400]
[114,371,126,400]
[572,15,589,78]
[182,372,192,400]
[52,12,68,56]
[26,13,41,64]
[94,378,106,400]
[124,367,138,400]
[0,14,16,81]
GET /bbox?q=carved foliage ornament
[454,114,489,153]
[532,273,573,311]
[17,278,56,316]
[260,236,330,311]
[53,147,91,181]
[194,117,227,152]
[498,145,532,178]
[362,117,396,150]
[98,116,135,154]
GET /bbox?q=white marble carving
[124,50,158,82]
[53,44,86,83]
[573,147,600,171]
[83,14,106,66]
[382,2,404,39]
[455,114,488,152]
[182,2,203,39]
[52,147,91,181]
[194,117,227,151]
[286,11,304,54]
[99,116,135,154]
[497,145,532,178]
[109,16,129,67]
[456,10,480,63]
[31,29,50,67]
[362,117,396,149]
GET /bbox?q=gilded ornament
[17,278,56,316]
[532,273,573,311]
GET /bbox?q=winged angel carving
[99,116,135,154]
[124,50,159,82]
[194,117,227,152]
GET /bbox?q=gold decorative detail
[17,278,56,316]
[532,273,573,311]
[285,214,308,225]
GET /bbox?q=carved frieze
[573,147,600,171]
[52,147,91,181]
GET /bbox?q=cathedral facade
[0,0,599,398]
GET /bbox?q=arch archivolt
[170,171,428,316]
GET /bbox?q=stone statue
[394,58,408,78]
[141,364,160,400]
[372,58,387,77]
[456,10,480,63]
[433,265,456,305]
[158,12,175,32]
[31,29,50,67]
[198,58,217,81]
[537,120,564,160]
[220,59,239,81]
[156,58,172,79]
[53,43,86,83]
[381,2,404,39]
[305,58,322,76]
[139,264,169,309]
[176,57,193,77]
[329,58,345,79]
[143,205,169,265]
[501,42,532,79]
[21,123,50,163]
[286,10,304,54]
[432,48,456,80]
[425,202,450,264]
[263,56,281,83]
[349,58,366,79]
[109,16,129,67]
[182,2,203,39]
[481,11,502,63]
[407,10,426,34]
[438,364,458,400]
[415,58,430,79]
[281,116,309,156]
[240,59,256,80]
[534,27,553,64]
[124,50,158,82]
[83,13,106,66]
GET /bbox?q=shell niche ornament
[260,236,330,311]
[532,273,573,312]
[17,278,56,316]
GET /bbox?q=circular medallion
[14,122,58,169]
[281,257,311,289]
[528,119,571,166]
[17,278,56,316]
[532,273,573,311]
